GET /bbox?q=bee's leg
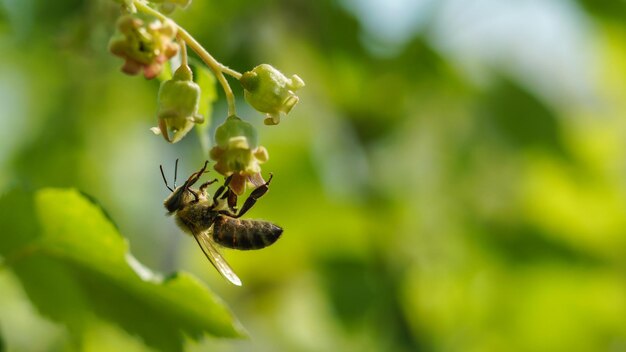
[189,189,200,203]
[215,189,238,213]
[227,189,238,212]
[199,179,218,195]
[185,160,209,188]
[212,175,233,206]
[214,189,239,215]
[198,160,209,174]
[233,174,273,218]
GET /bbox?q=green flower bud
[108,15,179,79]
[214,115,258,148]
[240,64,305,125]
[209,115,268,195]
[152,65,204,143]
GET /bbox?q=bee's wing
[193,229,242,286]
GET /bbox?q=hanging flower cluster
[109,14,179,79]
[108,0,305,195]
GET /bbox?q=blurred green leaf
[479,77,568,156]
[0,188,245,352]
[576,0,626,21]
[318,254,418,351]
[191,59,217,154]
[474,221,605,266]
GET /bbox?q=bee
[160,160,283,286]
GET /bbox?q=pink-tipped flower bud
[108,15,179,79]
[209,115,268,194]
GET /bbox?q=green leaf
[478,76,568,157]
[0,187,245,352]
[190,59,217,154]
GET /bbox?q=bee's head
[163,185,195,213]
[160,160,209,213]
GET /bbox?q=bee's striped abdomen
[213,215,283,250]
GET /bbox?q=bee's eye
[164,189,186,212]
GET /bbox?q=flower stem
[178,36,188,67]
[133,0,241,116]
[222,66,242,80]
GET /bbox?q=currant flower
[240,64,305,125]
[209,115,269,195]
[108,14,179,79]
[151,64,204,143]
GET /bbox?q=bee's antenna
[174,159,179,188]
[160,165,174,192]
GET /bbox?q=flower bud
[240,64,305,125]
[209,116,268,194]
[108,15,179,79]
[214,115,258,148]
[152,65,204,143]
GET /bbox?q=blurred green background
[1,0,626,351]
